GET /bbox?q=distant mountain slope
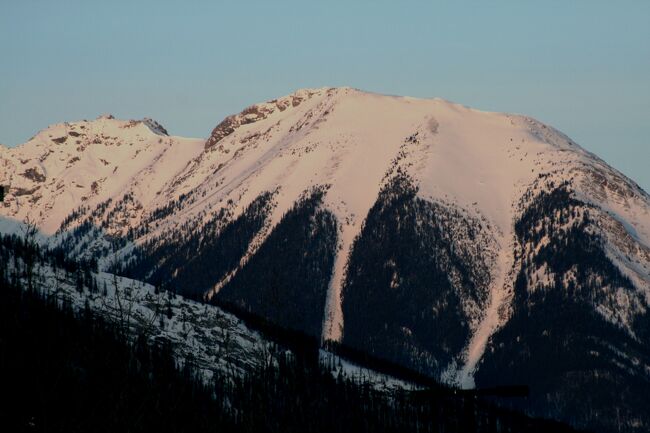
[2,88,649,432]
[0,115,204,234]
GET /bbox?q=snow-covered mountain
[0,114,203,234]
[2,87,649,432]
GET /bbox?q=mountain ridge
[2,88,649,432]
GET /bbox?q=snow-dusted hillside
[2,88,650,432]
[0,238,410,393]
[0,115,204,234]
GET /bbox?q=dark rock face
[204,115,239,149]
[475,184,650,433]
[216,187,338,338]
[341,174,495,377]
[142,118,169,136]
[13,186,40,196]
[21,167,46,183]
[204,91,318,150]
[205,105,276,150]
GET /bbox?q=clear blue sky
[2,1,649,190]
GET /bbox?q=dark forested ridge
[0,231,583,433]
[476,184,650,433]
[216,186,338,338]
[342,173,494,377]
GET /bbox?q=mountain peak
[23,116,171,150]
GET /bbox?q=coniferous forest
[342,173,494,378]
[0,235,581,433]
[476,184,650,431]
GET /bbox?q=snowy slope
[2,88,649,392]
[0,115,204,234]
[2,253,267,379]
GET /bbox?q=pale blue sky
[1,1,649,190]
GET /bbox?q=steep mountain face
[476,182,650,432]
[2,88,649,432]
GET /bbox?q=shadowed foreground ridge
[0,236,580,433]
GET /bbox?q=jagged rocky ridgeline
[1,88,649,433]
